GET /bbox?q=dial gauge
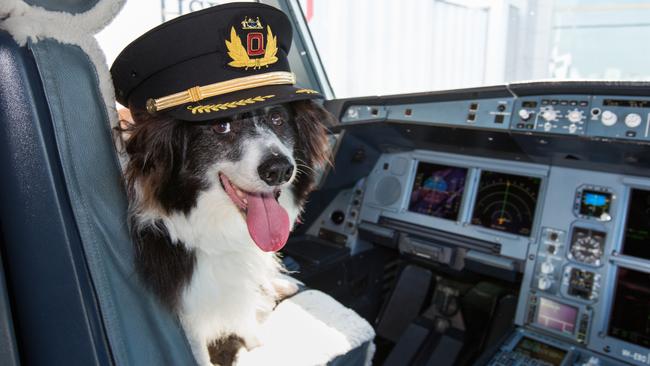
[569,227,606,266]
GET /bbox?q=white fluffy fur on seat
[236,290,376,366]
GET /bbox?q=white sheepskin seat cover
[237,290,376,366]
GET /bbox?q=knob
[538,276,553,290]
[544,122,552,131]
[541,261,555,274]
[542,109,558,122]
[569,124,578,134]
[625,113,642,128]
[601,110,618,126]
[567,109,584,123]
[519,109,532,121]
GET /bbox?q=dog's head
[121,100,331,252]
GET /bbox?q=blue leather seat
[0,1,373,365]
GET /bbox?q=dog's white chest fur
[159,183,300,365]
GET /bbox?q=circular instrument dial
[569,227,606,265]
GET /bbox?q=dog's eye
[270,112,284,126]
[214,122,231,134]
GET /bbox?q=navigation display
[471,171,541,236]
[578,190,612,220]
[608,268,650,348]
[408,162,467,220]
[622,189,650,260]
[514,338,567,366]
[535,297,578,335]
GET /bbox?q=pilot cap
[110,2,322,121]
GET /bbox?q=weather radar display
[471,171,541,236]
[409,162,467,220]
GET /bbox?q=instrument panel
[318,83,650,366]
[360,151,547,261]
[348,149,650,365]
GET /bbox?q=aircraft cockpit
[0,1,649,366]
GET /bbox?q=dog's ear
[290,100,333,169]
[118,108,189,212]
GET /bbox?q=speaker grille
[374,176,402,206]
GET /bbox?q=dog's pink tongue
[246,192,290,252]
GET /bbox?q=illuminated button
[625,113,642,128]
[601,110,618,126]
[518,109,532,121]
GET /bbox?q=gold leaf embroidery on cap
[295,89,319,94]
[226,25,278,70]
[186,95,275,114]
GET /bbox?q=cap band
[146,71,296,113]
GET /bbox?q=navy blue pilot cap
[110,2,322,121]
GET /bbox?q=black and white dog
[119,100,331,365]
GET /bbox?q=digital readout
[603,99,650,108]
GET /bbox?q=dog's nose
[258,156,294,186]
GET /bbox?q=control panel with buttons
[512,96,589,135]
[511,94,650,142]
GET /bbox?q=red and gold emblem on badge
[226,16,278,70]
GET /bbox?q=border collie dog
[120,100,331,365]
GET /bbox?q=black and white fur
[119,101,331,365]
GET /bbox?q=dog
[118,100,331,365]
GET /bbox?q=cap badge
[226,18,278,70]
[241,16,263,30]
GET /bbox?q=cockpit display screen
[471,171,541,236]
[608,267,650,348]
[535,297,578,335]
[622,189,650,260]
[408,162,467,220]
[513,337,567,366]
[579,190,612,220]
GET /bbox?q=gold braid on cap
[146,71,296,113]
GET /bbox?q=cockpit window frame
[262,0,335,100]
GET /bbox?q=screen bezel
[407,161,469,221]
[606,266,650,349]
[534,297,579,336]
[513,337,568,366]
[469,169,543,237]
[579,190,612,219]
[620,187,650,260]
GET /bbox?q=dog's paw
[242,333,262,350]
[271,277,299,301]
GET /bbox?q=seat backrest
[0,1,196,364]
